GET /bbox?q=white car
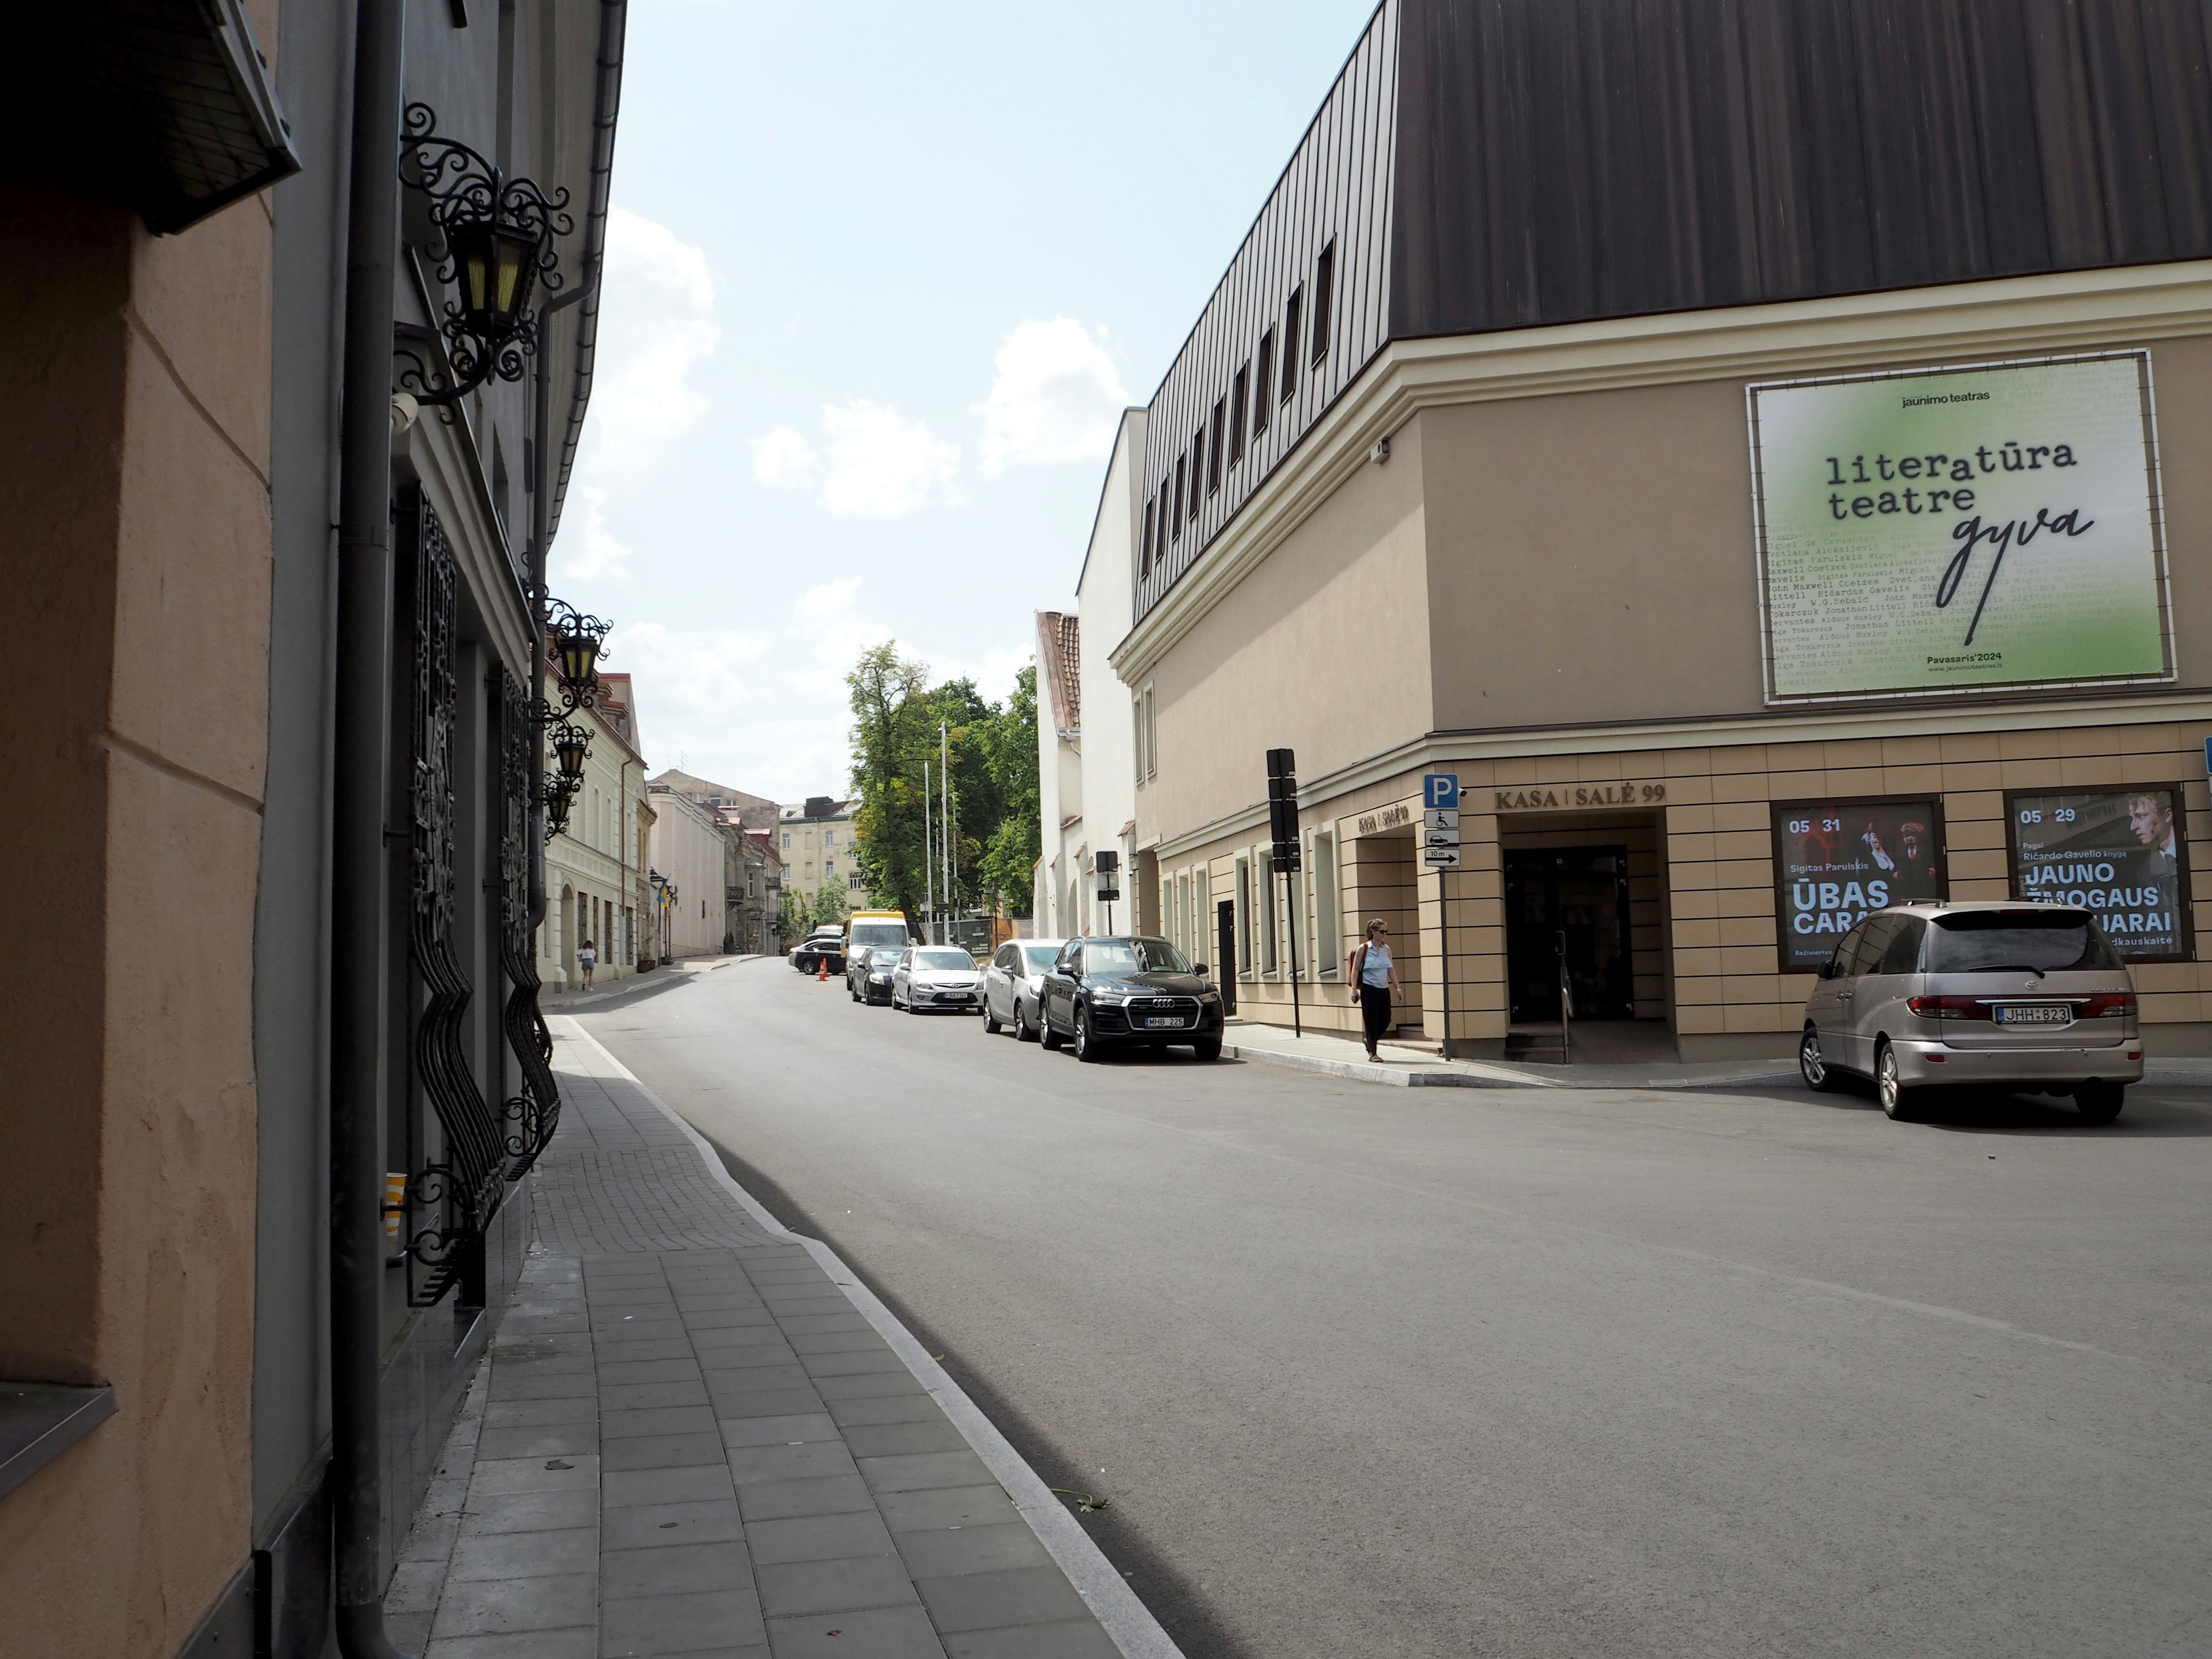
[891,946,983,1013]
[980,938,1067,1040]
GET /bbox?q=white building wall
[1077,410,1143,933]
[540,702,649,991]
[648,789,729,958]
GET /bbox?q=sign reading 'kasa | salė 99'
[1748,352,2172,703]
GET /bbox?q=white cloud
[553,483,633,583]
[588,208,720,481]
[752,427,816,489]
[796,577,861,618]
[976,318,1128,475]
[753,400,959,518]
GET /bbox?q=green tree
[977,664,1039,917]
[847,642,937,930]
[811,883,849,927]
[926,677,1005,921]
[777,887,808,943]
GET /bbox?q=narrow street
[579,959,2212,1659]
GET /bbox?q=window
[1314,827,1339,978]
[849,872,864,890]
[825,859,835,877]
[1258,848,1278,975]
[1279,287,1302,402]
[1172,455,1186,539]
[1228,366,1249,465]
[1311,239,1335,365]
[782,832,791,850]
[1207,399,1225,492]
[825,830,834,847]
[1142,685,1157,779]
[1188,426,1205,518]
[1132,692,1146,785]
[1233,856,1253,976]
[1253,329,1274,430]
[1141,498,1154,574]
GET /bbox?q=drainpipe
[529,0,627,930]
[330,0,410,1652]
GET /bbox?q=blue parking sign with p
[1423,772,1460,810]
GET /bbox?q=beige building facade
[1107,0,2212,1063]
[779,796,869,915]
[543,671,653,992]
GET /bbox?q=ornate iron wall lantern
[550,718,592,782]
[398,103,574,405]
[547,596,611,713]
[544,774,579,836]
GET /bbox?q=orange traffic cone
[817,959,829,982]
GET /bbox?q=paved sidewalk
[1225,1018,2212,1093]
[386,1019,1165,1658]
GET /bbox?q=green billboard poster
[1749,353,2171,702]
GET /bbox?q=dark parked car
[1037,935,1224,1062]
[790,926,845,975]
[849,944,900,1005]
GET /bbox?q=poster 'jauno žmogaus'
[1750,353,2171,702]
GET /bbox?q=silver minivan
[1798,902,2142,1122]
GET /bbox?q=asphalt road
[579,958,2212,1659]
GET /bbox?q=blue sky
[556,0,1379,801]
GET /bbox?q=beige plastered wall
[1141,316,2212,1056]
[0,111,274,1659]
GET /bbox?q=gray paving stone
[683,1307,779,1331]
[702,1362,812,1393]
[601,1498,745,1549]
[756,1553,921,1618]
[446,1525,599,1582]
[763,1603,947,1659]
[602,1430,730,1472]
[719,1412,840,1448]
[812,1371,927,1403]
[875,1486,1020,1534]
[603,1404,721,1440]
[941,1619,1121,1659]
[773,1313,874,1336]
[726,1442,859,1484]
[426,1631,596,1659]
[482,1397,599,1430]
[592,1318,688,1342]
[823,1393,942,1429]
[602,1540,754,1597]
[474,1423,598,1461]
[840,1419,969,1459]
[459,1487,600,1536]
[385,1556,447,1613]
[787,1330,890,1357]
[756,1298,853,1320]
[892,1523,1050,1581]
[385,1609,433,1653]
[486,1369,598,1402]
[590,1336,695,1363]
[706,1387,827,1421]
[742,1510,899,1568]
[430,1571,600,1638]
[491,1350,594,1374]
[736,1473,876,1523]
[603,1464,735,1507]
[691,1333,799,1363]
[602,1380,711,1411]
[601,1589,767,1656]
[800,1349,910,1380]
[857,1451,997,1494]
[468,1455,599,1498]
[498,1313,589,1335]
[669,1293,770,1313]
[597,1357,705,1387]
[912,1565,1092,1635]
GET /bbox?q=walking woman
[578,937,597,991]
[1350,919,1400,1060]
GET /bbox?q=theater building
[1118,0,2212,1059]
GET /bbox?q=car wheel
[1015,998,1037,1041]
[1877,1040,1918,1121]
[983,996,1002,1034]
[1039,1007,1063,1051]
[1798,1027,1838,1092]
[1075,1007,1105,1063]
[1192,1034,1222,1062]
[2075,1081,2126,1124]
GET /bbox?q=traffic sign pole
[1423,773,1460,1060]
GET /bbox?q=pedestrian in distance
[1347,920,1400,1061]
[578,937,597,991]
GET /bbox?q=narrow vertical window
[1145,686,1157,778]
[1228,366,1249,465]
[1253,330,1274,431]
[1311,239,1335,365]
[1314,827,1339,978]
[1141,498,1154,575]
[1171,454,1186,539]
[1133,693,1146,785]
[1189,426,1206,517]
[1207,400,1225,493]
[1156,486,1171,565]
[1234,857,1253,976]
[1259,849,1278,975]
[1280,288,1302,402]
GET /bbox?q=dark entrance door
[1216,899,1237,1016]
[1505,847,1635,1022]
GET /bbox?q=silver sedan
[979,938,1067,1040]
